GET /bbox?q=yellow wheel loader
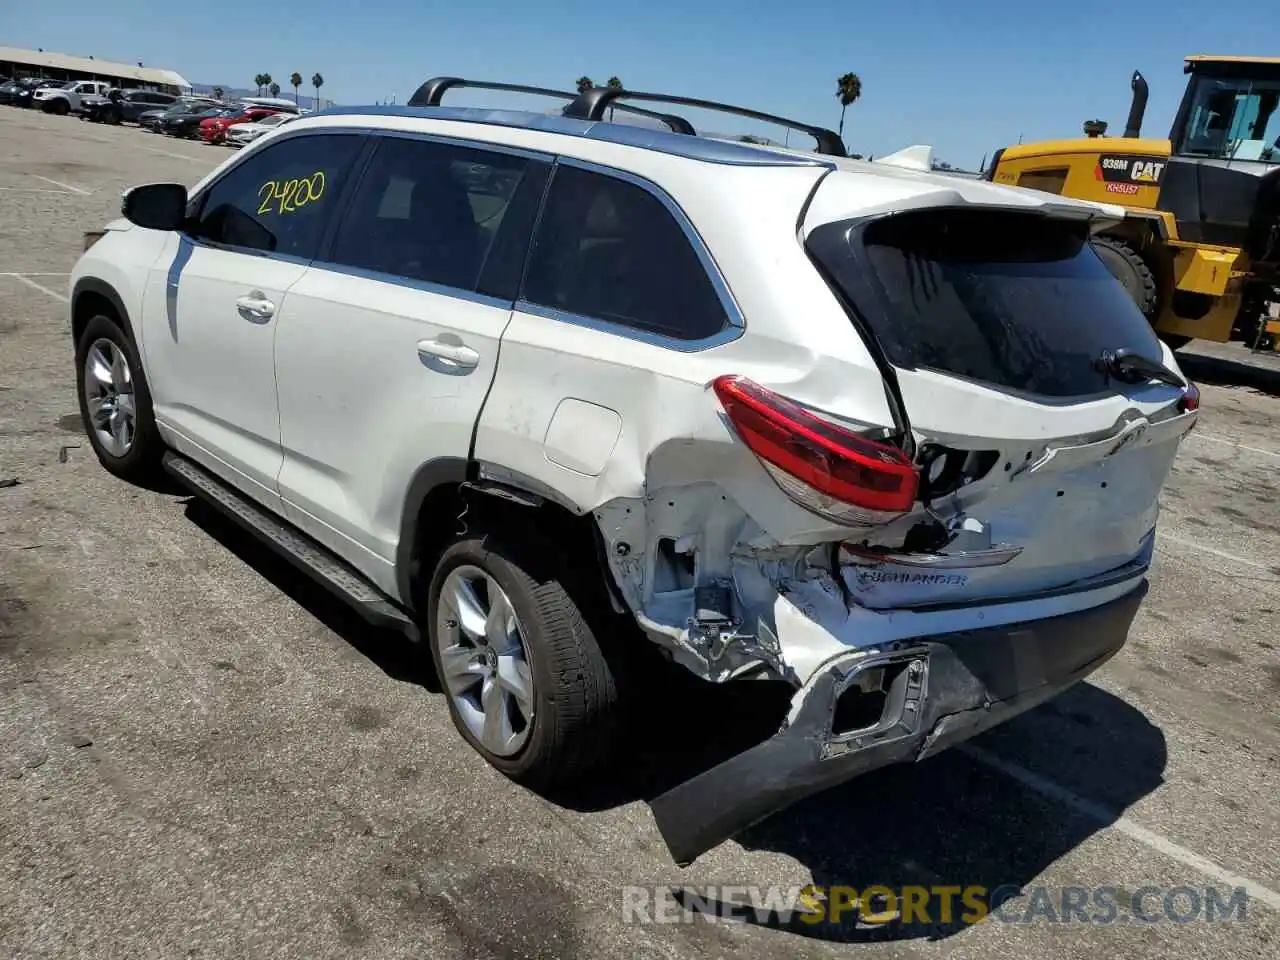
[985,55,1280,351]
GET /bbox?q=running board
[162,452,419,641]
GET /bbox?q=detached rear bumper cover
[650,581,1147,865]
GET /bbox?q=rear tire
[1092,236,1158,319]
[426,532,622,793]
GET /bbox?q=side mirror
[121,183,188,230]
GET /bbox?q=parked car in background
[138,98,224,132]
[33,79,111,115]
[237,96,300,114]
[198,106,283,144]
[162,105,236,138]
[1,78,63,108]
[224,110,295,147]
[79,89,179,124]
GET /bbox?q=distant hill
[192,83,330,110]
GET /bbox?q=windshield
[807,208,1163,399]
[59,81,79,91]
[260,114,287,126]
[1177,73,1280,162]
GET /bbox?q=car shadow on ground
[1179,349,1280,398]
[180,496,1168,944]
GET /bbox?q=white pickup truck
[33,80,112,115]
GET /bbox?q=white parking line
[3,274,69,303]
[1157,532,1272,572]
[1187,432,1280,462]
[31,174,91,196]
[961,745,1280,912]
[135,143,218,163]
[0,186,75,195]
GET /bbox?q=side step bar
[163,452,419,641]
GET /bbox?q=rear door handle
[236,292,276,323]
[417,339,480,369]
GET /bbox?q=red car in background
[199,107,282,144]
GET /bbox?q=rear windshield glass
[807,208,1164,398]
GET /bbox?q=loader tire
[1092,236,1159,320]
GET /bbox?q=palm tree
[269,82,280,97]
[575,76,594,94]
[261,74,274,98]
[252,74,265,95]
[212,86,224,100]
[835,72,862,144]
[289,72,302,105]
[605,76,622,119]
[311,73,324,110]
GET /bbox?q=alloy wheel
[82,337,136,457]
[435,565,536,757]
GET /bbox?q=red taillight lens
[1179,381,1200,413]
[712,375,919,517]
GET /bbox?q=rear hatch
[802,185,1197,610]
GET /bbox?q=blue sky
[4,0,1278,165]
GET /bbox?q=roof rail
[564,87,847,157]
[406,77,695,136]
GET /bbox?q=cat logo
[1130,160,1165,182]
[1096,154,1167,186]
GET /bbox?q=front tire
[74,314,165,481]
[48,98,70,116]
[426,533,622,792]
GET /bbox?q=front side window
[327,136,529,291]
[189,133,362,259]
[522,165,729,341]
[1177,73,1280,162]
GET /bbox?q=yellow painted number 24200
[256,171,326,216]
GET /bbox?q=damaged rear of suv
[642,182,1199,864]
[73,79,1197,869]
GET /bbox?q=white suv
[69,79,1199,865]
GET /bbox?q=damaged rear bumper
[649,580,1147,865]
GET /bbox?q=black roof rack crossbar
[406,77,695,136]
[564,87,847,157]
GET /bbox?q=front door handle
[417,339,480,369]
[236,292,276,323]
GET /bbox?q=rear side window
[189,133,362,259]
[522,165,728,341]
[327,136,531,292]
[807,208,1164,398]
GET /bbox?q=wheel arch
[398,458,624,616]
[72,277,134,346]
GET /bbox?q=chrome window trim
[513,300,744,352]
[301,260,515,312]
[184,125,749,350]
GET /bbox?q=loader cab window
[1016,168,1069,194]
[1176,73,1280,163]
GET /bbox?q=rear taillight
[1179,381,1200,413]
[712,375,919,520]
